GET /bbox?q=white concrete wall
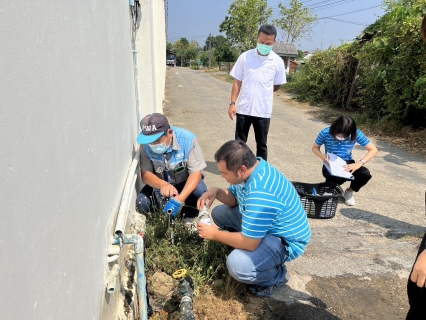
[139,0,166,116]
[0,0,165,319]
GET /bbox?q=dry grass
[193,287,266,320]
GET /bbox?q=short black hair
[329,116,357,142]
[258,24,277,40]
[214,140,257,175]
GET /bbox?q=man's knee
[191,180,208,198]
[136,193,151,213]
[226,250,256,283]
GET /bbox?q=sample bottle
[198,205,211,225]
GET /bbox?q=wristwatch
[360,159,366,166]
[229,101,235,105]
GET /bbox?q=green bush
[144,211,235,290]
[285,0,426,128]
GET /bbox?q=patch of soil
[304,274,408,320]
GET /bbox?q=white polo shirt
[230,48,286,118]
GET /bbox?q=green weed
[144,210,244,296]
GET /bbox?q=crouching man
[136,113,207,220]
[197,140,311,297]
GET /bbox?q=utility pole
[321,17,328,51]
[208,33,212,68]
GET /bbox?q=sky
[167,0,385,52]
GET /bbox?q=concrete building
[0,0,165,319]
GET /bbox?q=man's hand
[197,223,217,240]
[411,250,426,287]
[344,162,363,173]
[160,182,179,198]
[228,104,237,120]
[197,188,218,209]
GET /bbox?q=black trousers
[235,113,270,161]
[322,159,372,192]
[406,231,426,319]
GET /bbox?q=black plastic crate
[292,182,344,219]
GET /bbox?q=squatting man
[197,140,311,297]
[135,113,207,221]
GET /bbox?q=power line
[311,0,356,11]
[327,17,369,26]
[318,5,381,19]
[306,0,332,4]
[273,3,381,19]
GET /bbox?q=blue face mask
[257,43,273,55]
[149,142,168,154]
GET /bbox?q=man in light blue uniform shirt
[197,140,311,297]
[136,113,207,219]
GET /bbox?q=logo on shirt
[175,153,184,159]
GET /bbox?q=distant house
[272,42,298,73]
[289,59,299,73]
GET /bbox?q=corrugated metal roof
[272,42,298,57]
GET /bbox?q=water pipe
[112,234,150,319]
[106,264,120,294]
[107,244,121,263]
[172,269,196,320]
[114,150,140,238]
[131,0,143,122]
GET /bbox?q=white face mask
[335,135,346,141]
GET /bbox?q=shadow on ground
[205,160,221,176]
[340,208,425,239]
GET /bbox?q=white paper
[324,153,354,180]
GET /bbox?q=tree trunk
[345,58,361,109]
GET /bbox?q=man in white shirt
[228,25,286,160]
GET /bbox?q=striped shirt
[228,158,311,261]
[315,127,370,161]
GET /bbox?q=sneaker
[183,217,198,233]
[248,280,287,297]
[344,189,356,206]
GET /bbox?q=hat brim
[137,131,164,144]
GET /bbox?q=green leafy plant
[144,210,240,293]
[284,0,426,128]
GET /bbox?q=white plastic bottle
[198,205,211,225]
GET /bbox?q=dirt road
[164,66,426,319]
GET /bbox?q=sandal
[248,281,286,297]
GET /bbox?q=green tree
[273,0,317,43]
[219,0,272,51]
[203,35,239,62]
[296,49,304,59]
[285,0,426,128]
[173,38,200,66]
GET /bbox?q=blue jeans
[212,204,289,287]
[136,180,207,218]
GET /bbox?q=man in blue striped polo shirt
[197,140,311,297]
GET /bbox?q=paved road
[164,66,426,319]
